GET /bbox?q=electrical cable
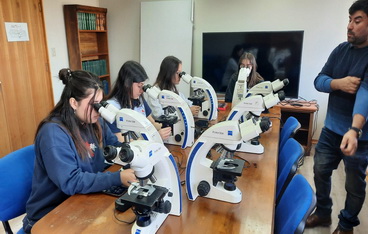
[278,96,319,139]
[113,209,136,224]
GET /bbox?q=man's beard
[348,30,367,46]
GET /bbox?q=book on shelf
[82,59,107,77]
[77,12,105,30]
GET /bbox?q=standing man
[306,0,368,233]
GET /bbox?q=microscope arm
[179,71,218,120]
[232,67,251,106]
[246,78,289,97]
[227,91,285,121]
[239,117,271,142]
[94,102,163,144]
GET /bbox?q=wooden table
[32,106,281,234]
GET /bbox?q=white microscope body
[104,140,181,234]
[94,101,163,144]
[185,117,271,203]
[179,71,218,121]
[226,92,285,154]
[232,67,251,107]
[246,78,289,98]
[144,85,195,148]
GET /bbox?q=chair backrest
[279,116,301,152]
[275,174,316,234]
[0,145,35,223]
[276,138,304,203]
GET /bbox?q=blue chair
[276,138,304,204]
[279,116,301,153]
[0,145,35,234]
[275,174,316,234]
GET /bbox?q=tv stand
[276,101,318,156]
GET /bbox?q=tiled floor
[299,146,368,234]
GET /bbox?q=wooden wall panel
[0,0,53,157]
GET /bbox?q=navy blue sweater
[314,42,368,140]
[24,119,122,226]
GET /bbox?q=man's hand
[340,129,359,156]
[332,76,361,94]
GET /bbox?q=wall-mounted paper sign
[5,22,30,42]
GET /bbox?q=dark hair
[349,0,368,16]
[36,69,103,159]
[154,56,181,94]
[106,61,148,109]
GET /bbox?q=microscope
[143,84,195,148]
[227,76,288,154]
[179,71,218,121]
[94,101,163,144]
[246,78,289,97]
[226,91,285,154]
[185,117,271,203]
[231,67,251,107]
[104,140,182,234]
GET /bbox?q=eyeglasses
[240,64,253,68]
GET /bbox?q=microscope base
[164,136,194,148]
[237,141,264,154]
[204,182,242,203]
[131,212,169,234]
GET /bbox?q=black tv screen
[202,31,304,98]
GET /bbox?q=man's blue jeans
[314,127,368,230]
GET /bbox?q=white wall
[44,0,356,140]
[98,0,142,86]
[190,0,355,140]
[43,0,100,103]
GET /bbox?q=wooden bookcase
[63,5,110,93]
[277,102,318,156]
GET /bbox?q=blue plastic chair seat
[275,174,316,234]
[0,145,35,234]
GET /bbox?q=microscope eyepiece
[93,103,102,112]
[103,145,118,162]
[119,143,134,163]
[142,84,153,92]
[100,100,109,107]
[178,71,186,78]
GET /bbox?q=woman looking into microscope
[23,69,137,233]
[225,52,264,103]
[146,55,200,119]
[105,60,171,142]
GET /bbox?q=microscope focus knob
[260,117,271,132]
[157,200,172,214]
[197,180,211,197]
[202,110,208,116]
[278,90,286,101]
[174,134,182,142]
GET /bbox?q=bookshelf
[64,5,110,94]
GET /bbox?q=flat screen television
[202,31,304,98]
